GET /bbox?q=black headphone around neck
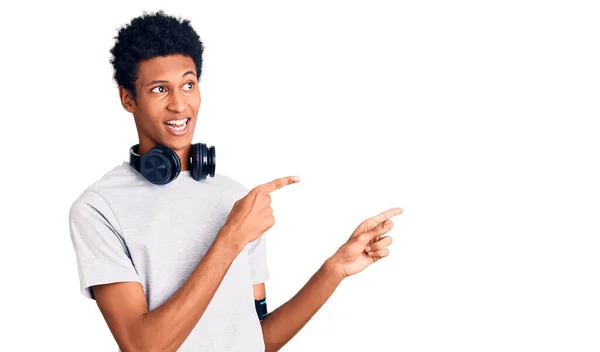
[129,143,215,185]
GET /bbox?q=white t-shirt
[69,161,269,351]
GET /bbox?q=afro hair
[109,10,204,102]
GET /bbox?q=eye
[152,86,167,93]
[183,82,195,90]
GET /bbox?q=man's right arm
[81,175,299,351]
[92,227,244,352]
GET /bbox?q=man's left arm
[255,258,343,352]
[257,207,402,352]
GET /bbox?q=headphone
[129,143,216,185]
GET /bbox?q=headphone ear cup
[191,143,215,181]
[191,143,201,181]
[208,145,216,177]
[140,146,181,185]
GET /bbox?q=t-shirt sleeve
[69,190,141,300]
[246,233,270,284]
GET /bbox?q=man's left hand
[329,207,403,279]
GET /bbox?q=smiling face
[120,54,200,170]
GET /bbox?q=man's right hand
[219,176,300,247]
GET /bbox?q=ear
[119,86,136,113]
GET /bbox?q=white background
[0,0,599,351]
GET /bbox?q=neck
[176,147,191,171]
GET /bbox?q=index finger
[255,176,300,194]
[364,207,403,229]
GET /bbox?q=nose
[167,90,186,113]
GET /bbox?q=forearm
[260,258,345,352]
[136,231,244,351]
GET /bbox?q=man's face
[121,54,200,153]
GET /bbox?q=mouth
[164,117,191,136]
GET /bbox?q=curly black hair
[109,10,204,103]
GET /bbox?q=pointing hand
[220,176,300,248]
[329,207,403,278]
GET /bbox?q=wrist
[323,256,346,283]
[216,225,246,255]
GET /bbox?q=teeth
[169,124,186,131]
[166,118,188,131]
[166,118,188,126]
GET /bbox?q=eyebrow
[146,70,196,86]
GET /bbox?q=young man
[69,10,401,352]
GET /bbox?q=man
[69,10,401,351]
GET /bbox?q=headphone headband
[129,144,142,172]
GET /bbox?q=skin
[120,53,200,170]
[96,53,402,351]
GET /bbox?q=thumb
[358,220,393,245]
